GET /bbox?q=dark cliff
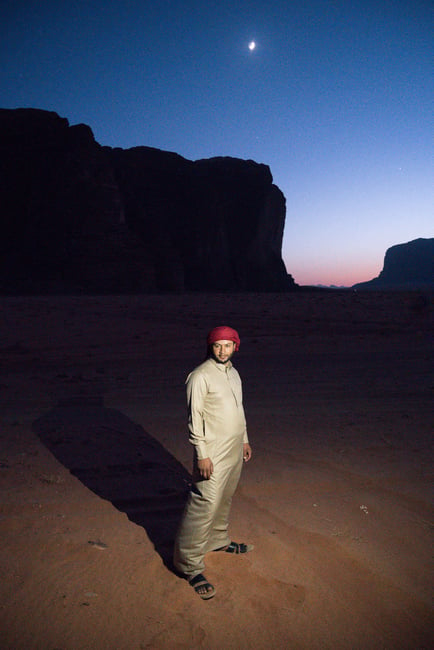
[353,238,434,290]
[0,108,293,293]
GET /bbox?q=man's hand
[197,457,213,480]
[243,443,252,462]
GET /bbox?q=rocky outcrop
[0,108,292,293]
[353,238,434,290]
[0,108,155,293]
[109,147,290,291]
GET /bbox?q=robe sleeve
[186,370,209,460]
[233,368,249,445]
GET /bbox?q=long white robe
[173,357,248,578]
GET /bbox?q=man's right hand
[197,457,213,480]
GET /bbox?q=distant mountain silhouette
[0,108,294,293]
[353,238,434,290]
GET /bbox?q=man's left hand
[243,443,252,462]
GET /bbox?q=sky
[1,0,432,286]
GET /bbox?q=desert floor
[0,290,432,649]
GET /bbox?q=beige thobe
[173,357,248,578]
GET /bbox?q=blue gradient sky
[2,0,432,286]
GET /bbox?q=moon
[248,41,256,51]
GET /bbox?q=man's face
[211,339,236,364]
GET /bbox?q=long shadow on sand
[33,396,191,572]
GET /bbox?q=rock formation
[353,238,434,290]
[0,108,293,293]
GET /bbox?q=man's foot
[214,541,254,554]
[188,573,216,600]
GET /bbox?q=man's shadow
[33,392,191,572]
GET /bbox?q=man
[173,325,253,600]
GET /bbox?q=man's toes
[189,573,216,599]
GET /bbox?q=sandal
[215,541,254,554]
[188,573,216,600]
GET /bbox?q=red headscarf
[207,325,240,351]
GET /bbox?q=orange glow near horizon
[286,257,384,288]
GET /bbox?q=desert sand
[0,290,432,649]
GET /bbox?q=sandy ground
[0,291,432,649]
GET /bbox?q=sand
[0,291,432,649]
